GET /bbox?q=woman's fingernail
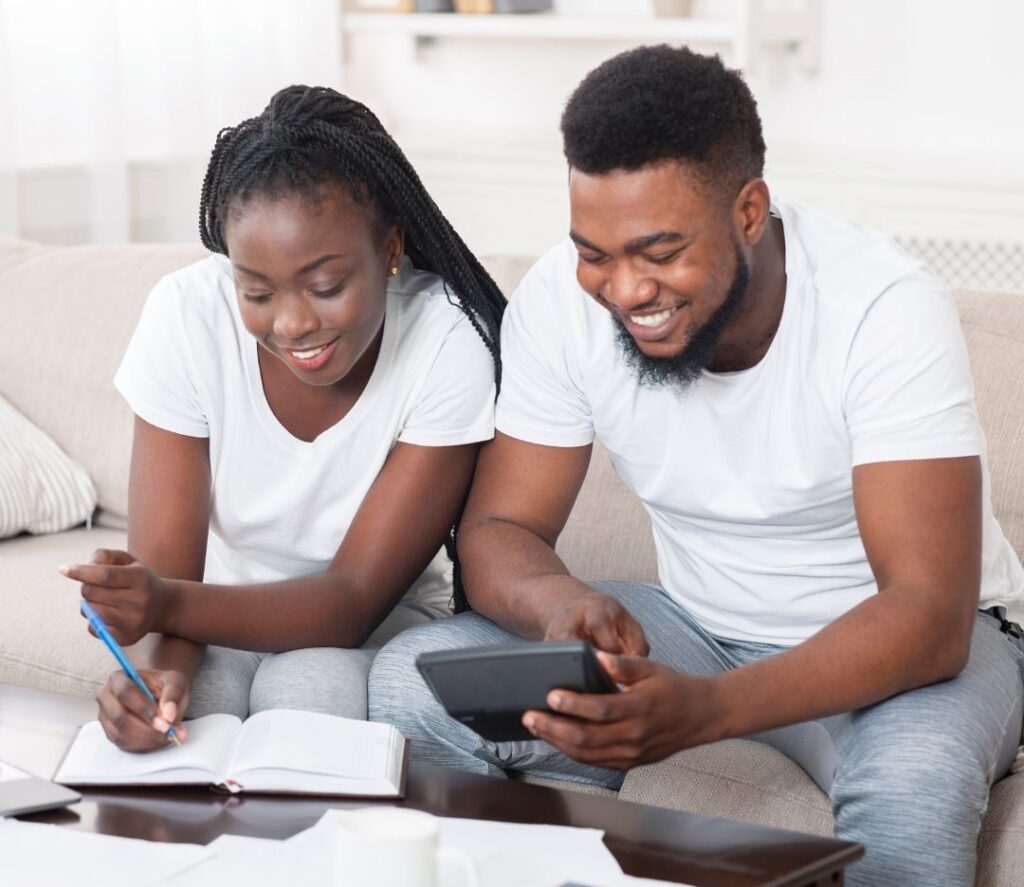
[153,717,170,731]
[549,693,562,710]
[524,715,536,731]
[162,702,177,722]
[57,566,71,576]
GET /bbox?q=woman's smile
[276,336,341,372]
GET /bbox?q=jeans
[368,581,1024,887]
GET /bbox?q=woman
[60,86,504,751]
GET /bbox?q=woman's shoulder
[155,253,234,306]
[389,260,476,337]
[143,254,238,335]
[385,261,495,382]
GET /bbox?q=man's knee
[369,622,449,723]
[368,613,508,723]
[831,730,989,886]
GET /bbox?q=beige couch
[1,237,1021,883]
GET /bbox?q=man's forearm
[158,574,367,652]
[460,517,594,637]
[704,585,976,746]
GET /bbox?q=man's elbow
[925,621,974,683]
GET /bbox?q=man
[369,46,1024,886]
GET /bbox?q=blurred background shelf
[341,1,820,71]
[342,12,737,44]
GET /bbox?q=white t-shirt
[115,255,495,600]
[497,199,1024,645]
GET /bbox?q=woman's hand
[60,549,172,646]
[96,667,190,753]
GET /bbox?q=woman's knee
[250,647,374,720]
[186,647,262,720]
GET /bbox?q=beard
[613,246,751,390]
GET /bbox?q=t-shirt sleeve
[494,268,595,447]
[113,275,209,438]
[398,316,496,447]
[844,274,982,465]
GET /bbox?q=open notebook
[53,709,407,798]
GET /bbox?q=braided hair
[198,85,505,613]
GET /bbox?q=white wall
[3,0,1021,281]
[341,0,1024,267]
[0,0,344,243]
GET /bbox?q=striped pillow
[0,394,97,538]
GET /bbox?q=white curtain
[0,0,343,244]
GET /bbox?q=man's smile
[618,302,688,342]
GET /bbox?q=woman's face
[224,185,401,388]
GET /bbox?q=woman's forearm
[157,574,377,652]
[128,633,205,682]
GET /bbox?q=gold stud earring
[390,265,399,276]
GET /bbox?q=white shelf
[343,12,737,44]
[342,4,821,70]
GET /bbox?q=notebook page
[229,709,399,786]
[55,714,242,785]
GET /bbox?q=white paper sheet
[0,820,212,887]
[158,809,695,887]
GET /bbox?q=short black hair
[199,85,506,613]
[561,45,765,198]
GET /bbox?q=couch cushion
[978,774,1024,886]
[955,289,1024,561]
[479,254,535,301]
[0,237,208,521]
[0,394,97,538]
[620,739,833,836]
[0,526,127,696]
[620,738,1024,887]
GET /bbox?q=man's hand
[61,549,171,646]
[543,590,650,656]
[96,668,190,753]
[521,652,719,770]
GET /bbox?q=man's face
[569,162,750,387]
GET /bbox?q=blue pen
[79,598,182,746]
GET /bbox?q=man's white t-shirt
[115,255,495,598]
[496,199,1024,645]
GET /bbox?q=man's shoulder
[506,238,595,328]
[780,200,935,316]
[511,238,581,299]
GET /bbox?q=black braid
[198,85,505,613]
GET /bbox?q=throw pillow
[0,394,97,538]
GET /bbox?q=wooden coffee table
[21,761,861,886]
[3,685,860,885]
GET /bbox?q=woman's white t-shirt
[496,199,1024,645]
[114,255,495,598]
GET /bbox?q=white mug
[333,807,478,887]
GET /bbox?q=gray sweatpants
[368,580,1024,887]
[187,595,451,721]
